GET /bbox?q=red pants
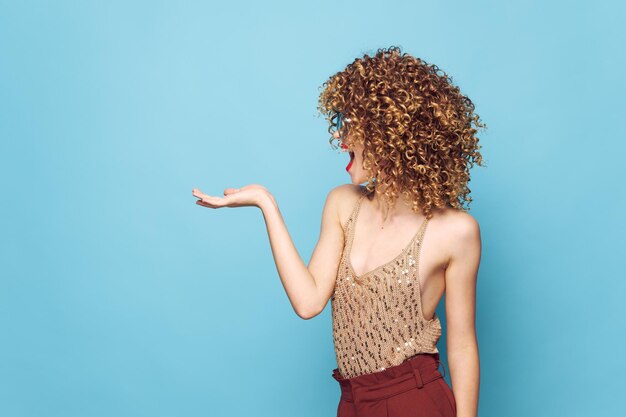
[331,352,456,417]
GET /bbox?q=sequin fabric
[331,191,442,379]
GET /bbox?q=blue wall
[1,1,624,416]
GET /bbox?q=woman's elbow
[296,302,324,320]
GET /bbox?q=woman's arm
[193,184,347,320]
[257,185,347,319]
[444,212,482,417]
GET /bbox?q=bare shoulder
[325,184,364,232]
[431,207,482,266]
[434,207,481,239]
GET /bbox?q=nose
[333,131,340,139]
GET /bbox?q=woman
[193,46,484,417]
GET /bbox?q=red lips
[341,143,354,172]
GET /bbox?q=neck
[368,192,419,224]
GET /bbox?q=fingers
[193,188,240,198]
[193,187,242,209]
[195,195,228,208]
[193,188,218,206]
[192,188,220,200]
[192,188,205,199]
[196,199,218,209]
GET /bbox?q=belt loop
[433,352,446,379]
[435,356,446,379]
[350,382,359,406]
[411,360,424,389]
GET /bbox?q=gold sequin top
[331,189,442,379]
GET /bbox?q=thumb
[224,187,241,195]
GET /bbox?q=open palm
[192,184,268,209]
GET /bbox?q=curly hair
[317,45,487,219]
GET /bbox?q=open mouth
[346,151,354,172]
[340,143,354,172]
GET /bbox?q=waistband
[331,353,444,403]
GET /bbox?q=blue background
[1,1,624,416]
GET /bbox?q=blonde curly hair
[317,46,487,219]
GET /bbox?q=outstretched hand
[192,184,270,209]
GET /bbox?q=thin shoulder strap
[404,214,430,258]
[343,191,366,250]
[412,214,432,322]
[415,216,429,246]
[344,190,366,227]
